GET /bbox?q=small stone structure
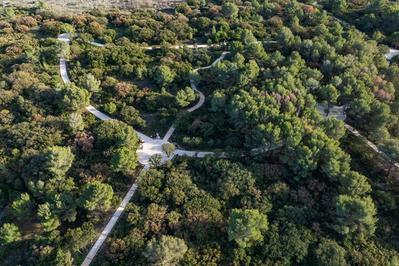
[2,0,184,11]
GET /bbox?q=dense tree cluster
[0,7,141,264]
[0,0,399,264]
[68,33,213,135]
[324,0,399,47]
[100,157,398,264]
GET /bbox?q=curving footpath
[145,43,220,50]
[58,33,399,265]
[163,51,230,142]
[59,35,165,266]
[58,33,227,266]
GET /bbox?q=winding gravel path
[57,32,399,265]
[163,51,230,142]
[58,34,228,266]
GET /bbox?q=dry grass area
[4,0,184,12]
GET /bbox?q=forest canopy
[0,0,398,265]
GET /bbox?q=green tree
[0,223,21,244]
[143,235,188,265]
[334,195,377,239]
[54,249,74,266]
[228,208,268,248]
[261,222,314,264]
[210,90,227,112]
[238,60,260,86]
[68,112,84,133]
[110,145,138,173]
[213,160,256,201]
[221,2,238,18]
[11,193,32,219]
[330,0,347,13]
[2,7,15,18]
[95,120,139,149]
[321,118,345,140]
[314,238,347,266]
[84,73,101,93]
[366,101,393,132]
[64,222,97,253]
[338,171,371,196]
[176,87,196,107]
[277,27,296,48]
[62,84,91,112]
[104,102,117,114]
[162,143,176,158]
[37,203,61,232]
[346,240,399,266]
[319,84,339,113]
[78,181,114,211]
[149,154,163,167]
[120,105,146,128]
[44,146,74,177]
[241,29,257,45]
[154,65,175,87]
[379,139,399,176]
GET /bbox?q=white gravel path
[317,103,399,168]
[144,43,220,50]
[163,52,230,142]
[89,41,105,47]
[57,33,71,44]
[58,33,228,266]
[386,49,399,61]
[81,183,138,266]
[57,32,399,265]
[310,1,399,167]
[59,59,71,84]
[57,34,147,266]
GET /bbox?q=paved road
[142,41,274,51]
[187,78,205,113]
[58,33,71,44]
[316,103,346,121]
